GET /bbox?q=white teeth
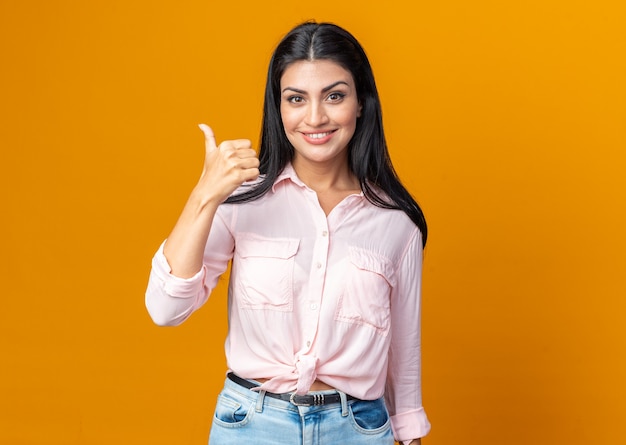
[308,132,331,139]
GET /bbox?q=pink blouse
[145,164,431,441]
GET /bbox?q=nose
[304,101,329,127]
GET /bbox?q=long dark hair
[225,21,427,246]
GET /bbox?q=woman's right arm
[163,124,260,278]
[145,124,259,325]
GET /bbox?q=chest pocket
[234,236,299,311]
[336,247,395,336]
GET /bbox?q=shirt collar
[271,163,366,201]
[272,163,307,192]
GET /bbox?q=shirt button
[322,230,328,237]
[316,262,322,269]
[306,341,311,347]
[310,303,318,310]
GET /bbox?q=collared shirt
[145,164,431,441]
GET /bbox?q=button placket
[302,217,330,353]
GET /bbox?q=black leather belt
[227,372,358,406]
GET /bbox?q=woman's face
[280,59,361,168]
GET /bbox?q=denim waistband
[222,373,354,415]
[227,372,360,406]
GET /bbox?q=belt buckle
[289,393,324,406]
[289,393,310,406]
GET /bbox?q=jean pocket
[349,398,391,434]
[213,392,254,427]
[234,235,299,311]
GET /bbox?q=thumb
[198,123,218,153]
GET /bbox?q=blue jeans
[209,376,394,444]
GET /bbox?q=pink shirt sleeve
[385,228,431,441]
[145,209,234,326]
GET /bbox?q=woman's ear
[357,102,363,118]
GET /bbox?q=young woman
[146,21,430,445]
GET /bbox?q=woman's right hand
[162,124,259,278]
[195,123,260,205]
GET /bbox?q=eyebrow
[282,81,351,95]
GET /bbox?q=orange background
[2,1,625,444]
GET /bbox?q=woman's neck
[291,157,359,194]
[291,157,361,216]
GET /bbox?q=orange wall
[1,1,625,444]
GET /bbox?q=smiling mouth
[303,130,336,139]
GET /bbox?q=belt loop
[255,390,266,413]
[338,391,349,417]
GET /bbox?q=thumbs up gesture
[196,124,260,204]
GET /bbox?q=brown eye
[327,92,346,101]
[287,95,304,104]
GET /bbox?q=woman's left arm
[385,227,431,442]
